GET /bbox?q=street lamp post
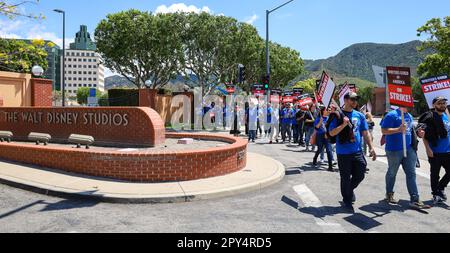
[54,9,65,107]
[265,0,294,104]
[266,0,294,79]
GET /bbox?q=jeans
[292,124,299,142]
[314,134,334,167]
[305,126,315,147]
[337,152,367,204]
[429,153,450,196]
[281,123,292,142]
[248,130,256,141]
[298,122,305,144]
[385,148,420,202]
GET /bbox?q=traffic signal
[238,65,246,83]
[263,75,270,90]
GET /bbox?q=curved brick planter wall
[0,133,247,183]
[0,107,165,147]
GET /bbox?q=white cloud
[0,20,24,39]
[25,25,72,49]
[155,3,212,14]
[244,14,259,25]
[0,20,72,48]
[104,67,119,78]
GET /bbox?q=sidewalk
[0,152,284,204]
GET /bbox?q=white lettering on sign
[388,70,410,76]
[2,111,129,127]
[390,93,412,103]
[423,80,450,93]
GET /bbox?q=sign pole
[401,110,407,158]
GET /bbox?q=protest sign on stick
[420,74,450,109]
[317,71,337,108]
[387,66,413,158]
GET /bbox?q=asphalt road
[0,128,449,233]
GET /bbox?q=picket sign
[386,66,413,158]
[420,74,450,109]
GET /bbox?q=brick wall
[0,133,248,182]
[31,78,53,107]
[0,107,165,147]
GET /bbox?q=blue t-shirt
[431,114,450,154]
[266,108,273,124]
[314,116,328,135]
[329,110,368,155]
[381,109,413,152]
[281,108,294,124]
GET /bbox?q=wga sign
[169,87,280,132]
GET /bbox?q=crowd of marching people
[200,92,449,211]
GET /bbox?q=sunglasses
[350,98,359,102]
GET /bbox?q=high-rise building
[63,25,105,96]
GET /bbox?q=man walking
[418,96,450,204]
[381,107,429,209]
[281,103,294,143]
[328,92,377,210]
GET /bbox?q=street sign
[420,74,450,109]
[386,66,413,108]
[87,97,98,106]
[89,88,97,98]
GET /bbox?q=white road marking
[293,184,346,233]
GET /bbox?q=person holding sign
[313,104,336,172]
[418,96,450,205]
[381,107,429,209]
[328,92,376,211]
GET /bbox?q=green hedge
[107,89,139,106]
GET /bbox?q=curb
[0,153,285,204]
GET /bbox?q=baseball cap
[344,92,359,100]
[432,96,448,104]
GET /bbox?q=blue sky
[1,0,449,62]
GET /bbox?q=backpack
[325,111,355,144]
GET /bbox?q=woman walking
[313,105,336,172]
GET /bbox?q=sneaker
[269,141,273,144]
[320,159,325,164]
[385,193,399,204]
[410,200,431,210]
[439,190,447,201]
[433,195,444,204]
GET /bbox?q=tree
[0,38,50,73]
[268,42,304,89]
[293,78,316,94]
[0,0,44,19]
[76,87,103,105]
[417,17,450,77]
[357,85,374,108]
[95,10,184,89]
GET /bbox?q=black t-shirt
[304,112,314,127]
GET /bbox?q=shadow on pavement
[0,200,45,220]
[344,213,383,231]
[40,198,100,212]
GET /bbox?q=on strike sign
[420,74,450,109]
[317,71,336,108]
[387,66,414,108]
